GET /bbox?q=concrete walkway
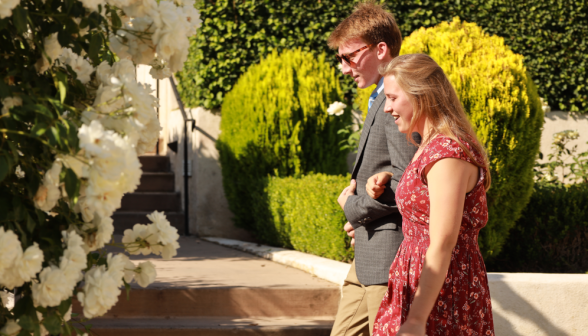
[85,236,340,335]
[118,235,338,290]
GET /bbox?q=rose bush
[0,0,199,333]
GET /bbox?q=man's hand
[366,172,393,199]
[344,222,356,248]
[337,179,357,209]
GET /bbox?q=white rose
[78,265,121,318]
[16,242,44,281]
[63,306,73,321]
[93,83,125,114]
[14,165,25,179]
[1,96,22,115]
[35,33,62,73]
[0,228,22,272]
[80,0,106,12]
[123,0,158,19]
[135,261,156,288]
[181,0,201,36]
[0,269,25,290]
[147,211,179,246]
[149,64,172,80]
[123,259,136,284]
[327,101,347,116]
[122,224,159,255]
[58,48,94,84]
[161,240,179,260]
[108,33,133,61]
[34,160,62,211]
[111,59,136,82]
[0,0,20,19]
[136,115,161,155]
[0,319,21,336]
[32,266,69,307]
[106,253,129,286]
[57,154,88,179]
[1,290,13,309]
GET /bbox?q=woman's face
[383,75,414,134]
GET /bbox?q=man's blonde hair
[328,1,402,57]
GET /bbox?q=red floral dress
[373,136,495,336]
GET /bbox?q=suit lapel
[352,91,386,177]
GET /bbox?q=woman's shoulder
[420,135,479,167]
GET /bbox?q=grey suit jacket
[344,90,419,286]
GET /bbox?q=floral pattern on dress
[373,136,495,336]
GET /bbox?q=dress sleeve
[416,136,479,186]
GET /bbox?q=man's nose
[341,61,352,75]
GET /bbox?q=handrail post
[169,76,194,237]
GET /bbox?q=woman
[367,54,495,336]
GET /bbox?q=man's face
[338,38,382,89]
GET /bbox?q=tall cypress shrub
[400,18,544,259]
[218,49,349,239]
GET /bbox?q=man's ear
[376,42,389,60]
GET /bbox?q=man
[328,2,419,335]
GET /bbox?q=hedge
[217,49,349,235]
[486,182,588,273]
[257,173,354,261]
[178,0,588,113]
[400,19,544,259]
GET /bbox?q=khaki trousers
[330,260,388,336]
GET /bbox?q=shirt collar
[376,77,385,94]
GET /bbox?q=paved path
[111,235,338,290]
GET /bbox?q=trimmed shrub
[218,49,350,236]
[258,173,354,261]
[487,183,588,273]
[178,0,588,113]
[400,18,544,259]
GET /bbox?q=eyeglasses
[336,44,373,66]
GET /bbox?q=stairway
[113,156,185,235]
[73,238,339,335]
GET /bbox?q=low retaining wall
[205,237,588,336]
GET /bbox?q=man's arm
[344,194,399,229]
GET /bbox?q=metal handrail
[169,75,195,236]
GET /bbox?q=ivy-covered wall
[177,0,587,113]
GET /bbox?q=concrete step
[140,156,170,173]
[76,317,333,336]
[75,287,339,318]
[112,212,184,235]
[120,192,182,212]
[136,172,175,192]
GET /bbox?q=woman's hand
[366,172,393,199]
[337,180,357,209]
[396,319,426,336]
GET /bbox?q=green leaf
[58,299,72,317]
[0,155,9,183]
[12,6,28,34]
[18,315,36,331]
[42,313,62,335]
[64,167,80,205]
[111,9,122,29]
[56,71,68,103]
[88,33,103,65]
[30,122,49,137]
[26,213,36,232]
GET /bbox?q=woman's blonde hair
[381,53,491,190]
